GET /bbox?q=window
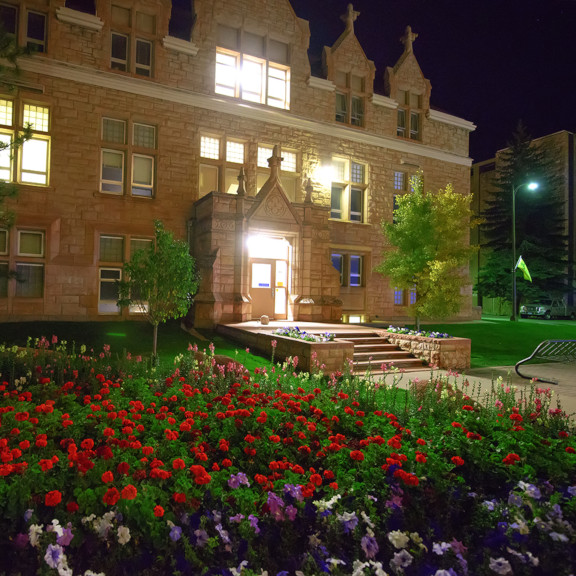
[394,288,404,306]
[0,229,7,298]
[257,144,299,201]
[409,286,417,305]
[330,158,367,223]
[199,135,246,197]
[110,5,155,77]
[394,171,406,191]
[334,71,366,127]
[15,229,45,298]
[331,252,364,287]
[0,4,17,36]
[397,89,422,140]
[26,11,46,52]
[101,118,156,197]
[0,100,51,186]
[98,233,152,314]
[215,25,290,110]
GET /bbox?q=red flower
[310,473,322,486]
[153,505,164,517]
[103,487,120,505]
[39,459,54,472]
[66,501,79,513]
[117,461,130,475]
[81,439,94,450]
[121,484,138,500]
[566,446,576,454]
[221,459,232,468]
[509,413,523,422]
[103,427,115,437]
[502,453,521,465]
[350,450,365,461]
[173,492,186,503]
[172,458,186,470]
[451,456,465,466]
[269,435,281,443]
[142,446,154,456]
[101,470,114,483]
[415,453,427,463]
[45,490,62,507]
[462,405,474,411]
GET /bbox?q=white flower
[388,530,410,549]
[29,524,43,548]
[352,560,370,576]
[117,526,131,545]
[361,511,375,528]
[489,557,513,575]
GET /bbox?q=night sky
[288,0,576,162]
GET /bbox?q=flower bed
[0,339,575,575]
[380,329,471,371]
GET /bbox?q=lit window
[200,135,247,197]
[394,288,404,305]
[26,11,46,53]
[332,253,364,287]
[226,141,244,164]
[256,145,300,201]
[132,154,154,197]
[394,171,406,190]
[0,132,12,181]
[409,286,417,305]
[331,253,344,285]
[0,99,13,126]
[257,145,273,168]
[281,151,297,173]
[101,150,124,194]
[350,256,362,287]
[329,158,367,223]
[215,29,291,110]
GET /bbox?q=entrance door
[251,258,288,319]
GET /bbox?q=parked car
[520,298,576,320]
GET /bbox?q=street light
[511,181,539,321]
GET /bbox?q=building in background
[0,0,476,328]
[471,130,575,315]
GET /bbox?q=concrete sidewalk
[374,363,576,419]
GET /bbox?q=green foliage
[117,221,200,356]
[478,122,569,307]
[377,173,477,328]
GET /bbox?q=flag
[516,256,532,282]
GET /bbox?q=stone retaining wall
[379,331,471,371]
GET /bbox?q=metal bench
[515,340,576,385]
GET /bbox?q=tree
[376,174,477,329]
[0,27,32,228]
[117,221,200,359]
[478,122,568,312]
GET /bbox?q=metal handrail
[515,339,576,385]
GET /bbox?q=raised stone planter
[216,325,354,374]
[379,330,471,371]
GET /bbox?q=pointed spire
[237,167,246,196]
[341,3,359,33]
[304,176,313,203]
[267,145,283,179]
[400,25,418,53]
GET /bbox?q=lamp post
[511,181,539,321]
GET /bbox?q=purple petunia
[228,472,250,489]
[194,529,208,547]
[248,514,260,534]
[44,544,63,569]
[169,525,182,542]
[336,511,358,534]
[361,533,379,559]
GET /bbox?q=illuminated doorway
[247,235,290,319]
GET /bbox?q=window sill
[328,218,369,225]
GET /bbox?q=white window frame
[26,10,47,53]
[101,149,125,194]
[131,153,154,197]
[17,230,44,257]
[334,72,366,127]
[329,158,367,223]
[111,31,129,71]
[98,267,122,314]
[135,38,152,77]
[200,135,246,197]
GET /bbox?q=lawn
[418,317,576,368]
[0,320,270,373]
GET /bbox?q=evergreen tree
[377,174,477,329]
[117,221,200,359]
[478,123,568,311]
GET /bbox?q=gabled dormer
[322,4,375,128]
[385,25,431,142]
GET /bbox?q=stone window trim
[396,89,423,141]
[0,227,46,298]
[330,157,368,224]
[109,5,156,78]
[331,251,364,287]
[334,71,367,127]
[199,134,247,197]
[99,117,157,198]
[0,98,51,186]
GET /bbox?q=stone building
[0,0,476,328]
[471,130,575,314]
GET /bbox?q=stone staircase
[342,332,426,375]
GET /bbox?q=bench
[515,340,576,385]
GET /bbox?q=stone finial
[237,167,246,196]
[400,25,418,53]
[304,176,313,203]
[341,3,360,32]
[268,145,283,178]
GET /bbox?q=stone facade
[1,0,475,326]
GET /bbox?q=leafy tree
[117,221,200,359]
[0,27,32,228]
[478,122,568,312]
[376,174,477,329]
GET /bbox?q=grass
[419,316,576,368]
[0,320,271,373]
